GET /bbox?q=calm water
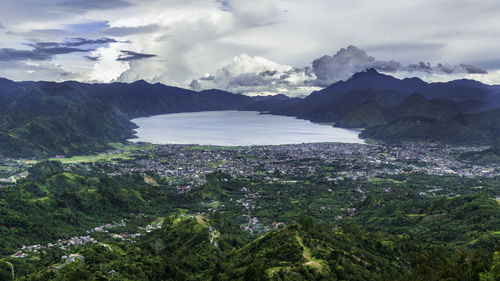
[130,111,364,145]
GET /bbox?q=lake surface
[130,111,364,146]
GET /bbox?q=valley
[0,141,499,280]
[2,1,500,280]
[1,69,500,158]
[0,69,499,279]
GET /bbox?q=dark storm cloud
[116,50,157,61]
[402,62,488,74]
[260,70,278,77]
[403,62,433,73]
[59,0,132,10]
[63,38,121,47]
[311,46,378,86]
[460,64,488,74]
[0,37,120,62]
[366,60,402,72]
[102,24,161,37]
[30,42,60,48]
[35,46,90,55]
[0,48,52,61]
[435,63,455,74]
[85,55,100,61]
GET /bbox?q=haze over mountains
[0,69,499,157]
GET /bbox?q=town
[73,142,499,186]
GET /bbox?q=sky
[1,0,500,96]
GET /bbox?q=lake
[130,111,364,146]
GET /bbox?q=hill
[269,69,500,145]
[360,108,500,145]
[1,156,499,280]
[336,93,459,128]
[1,69,500,156]
[0,80,136,157]
[461,141,500,164]
[64,80,255,118]
[274,69,500,123]
[0,78,299,157]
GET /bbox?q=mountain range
[273,69,500,146]
[0,69,499,157]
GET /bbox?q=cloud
[403,61,433,73]
[34,46,90,55]
[59,0,132,11]
[63,38,121,47]
[401,61,488,74]
[223,0,280,27]
[116,50,157,61]
[312,46,375,86]
[0,46,89,61]
[199,74,215,81]
[85,55,100,61]
[0,60,81,82]
[189,79,202,91]
[0,48,52,61]
[310,46,487,86]
[190,45,490,96]
[1,0,499,87]
[215,0,231,11]
[190,53,320,96]
[102,24,160,36]
[0,37,122,62]
[0,22,4,29]
[460,64,488,74]
[312,46,408,86]
[12,29,72,40]
[116,59,166,83]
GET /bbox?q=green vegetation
[0,81,136,157]
[361,109,500,145]
[48,152,132,164]
[0,158,498,280]
[0,161,171,256]
[461,141,500,164]
[0,78,256,157]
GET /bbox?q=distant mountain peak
[363,68,379,74]
[132,79,150,85]
[348,68,393,82]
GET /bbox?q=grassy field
[108,142,155,151]
[48,153,132,164]
[22,142,150,164]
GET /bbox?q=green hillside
[461,141,500,164]
[0,157,498,281]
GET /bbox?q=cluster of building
[111,220,163,242]
[86,220,127,234]
[11,218,161,258]
[12,236,97,258]
[87,143,499,186]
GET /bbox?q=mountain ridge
[1,69,500,157]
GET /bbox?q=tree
[151,238,165,256]
[480,251,500,281]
